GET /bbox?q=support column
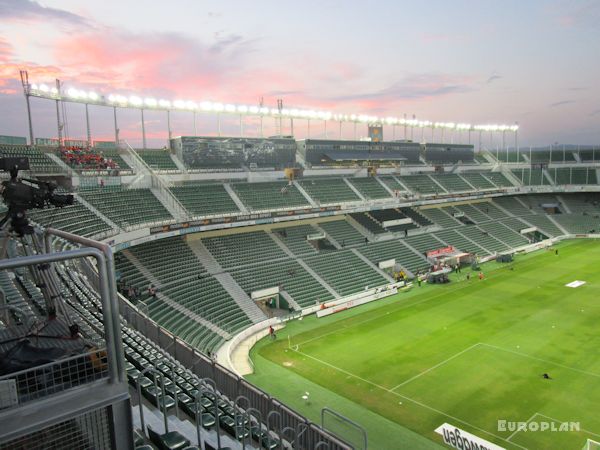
[85,103,91,148]
[113,106,119,145]
[141,109,147,149]
[167,110,172,141]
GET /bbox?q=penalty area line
[534,413,600,439]
[290,347,528,450]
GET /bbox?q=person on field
[478,272,484,281]
[269,325,275,340]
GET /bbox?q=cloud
[52,28,259,97]
[330,73,476,104]
[553,1,600,29]
[567,86,588,91]
[486,73,502,84]
[0,0,89,26]
[590,109,600,117]
[549,100,575,107]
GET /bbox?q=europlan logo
[498,419,580,433]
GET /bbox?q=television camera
[0,156,74,236]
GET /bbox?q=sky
[0,0,598,147]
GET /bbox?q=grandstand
[3,132,600,450]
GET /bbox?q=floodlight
[145,98,157,107]
[88,91,98,101]
[249,106,259,114]
[129,96,142,106]
[39,84,49,92]
[237,105,248,113]
[158,99,171,108]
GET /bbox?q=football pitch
[248,239,600,450]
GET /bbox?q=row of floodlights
[29,83,518,131]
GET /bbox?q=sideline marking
[290,347,528,450]
[391,343,481,391]
[480,343,600,379]
[506,412,538,442]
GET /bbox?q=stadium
[1,3,600,450]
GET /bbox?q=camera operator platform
[0,156,76,332]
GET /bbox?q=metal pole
[217,113,221,137]
[85,103,91,148]
[307,119,311,138]
[260,115,263,137]
[339,121,342,139]
[324,120,327,138]
[167,110,172,141]
[239,114,243,137]
[113,106,119,144]
[55,80,62,147]
[20,70,35,146]
[291,117,294,137]
[193,111,197,136]
[353,122,357,140]
[141,109,147,149]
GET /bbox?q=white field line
[291,347,528,450]
[296,255,545,349]
[480,343,600,379]
[506,412,538,442]
[534,413,600,439]
[391,343,482,391]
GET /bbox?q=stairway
[213,272,266,323]
[296,259,340,299]
[186,240,224,275]
[124,251,231,339]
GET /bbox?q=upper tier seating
[231,181,310,211]
[346,177,391,199]
[171,183,239,217]
[398,174,442,195]
[511,168,550,185]
[379,176,407,192]
[60,147,132,174]
[137,150,179,171]
[79,186,172,228]
[298,178,360,204]
[0,145,62,173]
[28,202,111,237]
[202,231,287,269]
[459,172,497,189]
[433,174,473,192]
[79,187,173,228]
[319,220,366,247]
[549,167,597,185]
[303,250,388,296]
[484,172,514,187]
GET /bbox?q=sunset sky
[0,0,598,147]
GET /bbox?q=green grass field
[248,239,600,450]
